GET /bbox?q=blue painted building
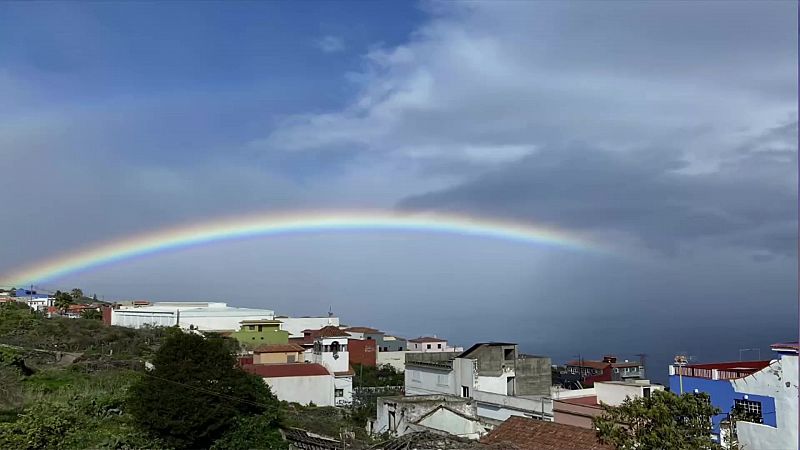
[669,360,774,440]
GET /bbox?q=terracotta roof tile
[242,363,330,378]
[565,360,611,370]
[315,326,351,338]
[253,343,305,353]
[344,326,382,334]
[481,416,611,450]
[409,336,446,343]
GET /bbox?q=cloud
[315,35,345,53]
[398,120,797,256]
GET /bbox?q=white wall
[111,304,275,331]
[412,407,487,439]
[405,366,457,396]
[595,382,664,407]
[477,374,513,395]
[472,390,552,422]
[279,317,339,337]
[373,396,479,436]
[264,375,334,406]
[334,375,353,405]
[377,351,408,372]
[314,336,350,373]
[731,355,798,450]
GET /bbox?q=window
[411,370,421,383]
[462,386,470,397]
[248,325,255,330]
[437,374,449,386]
[643,387,651,398]
[734,399,763,424]
[258,325,263,332]
[287,354,296,363]
[437,343,442,349]
[427,344,431,349]
[398,347,403,351]
[335,389,344,398]
[614,368,619,373]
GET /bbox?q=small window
[734,399,763,424]
[335,389,344,398]
[614,368,619,373]
[398,347,403,351]
[248,325,255,330]
[427,344,431,349]
[643,387,651,398]
[287,354,296,363]
[437,343,442,349]
[462,386,470,397]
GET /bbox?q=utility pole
[674,355,687,394]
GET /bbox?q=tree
[53,291,73,314]
[70,288,84,302]
[126,331,283,449]
[210,415,287,450]
[594,390,721,450]
[80,309,102,320]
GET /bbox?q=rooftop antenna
[327,305,333,325]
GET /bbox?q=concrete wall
[515,356,551,396]
[373,395,476,436]
[412,407,487,439]
[553,400,599,429]
[279,317,339,337]
[471,389,552,422]
[731,355,798,450]
[254,351,303,364]
[265,375,334,406]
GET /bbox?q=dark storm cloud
[400,121,797,256]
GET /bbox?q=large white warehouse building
[111,302,275,331]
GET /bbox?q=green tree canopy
[70,288,84,302]
[126,331,282,449]
[53,291,74,313]
[594,390,721,450]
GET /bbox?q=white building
[110,302,275,331]
[729,342,798,450]
[404,343,552,423]
[276,316,340,338]
[24,296,54,311]
[312,326,354,406]
[408,336,462,353]
[552,380,665,429]
[243,363,335,406]
[370,395,489,439]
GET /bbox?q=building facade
[564,356,644,387]
[110,302,276,331]
[553,380,664,429]
[312,326,354,406]
[370,394,488,439]
[668,344,798,448]
[404,343,552,423]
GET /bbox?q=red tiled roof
[409,336,446,343]
[253,343,305,353]
[316,326,350,338]
[343,326,382,334]
[481,416,612,450]
[684,360,771,371]
[242,363,330,378]
[566,360,611,370]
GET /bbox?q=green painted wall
[232,324,289,349]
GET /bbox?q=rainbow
[1,210,604,286]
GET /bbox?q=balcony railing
[670,366,761,380]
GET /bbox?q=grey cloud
[399,121,797,256]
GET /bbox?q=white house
[312,326,354,406]
[370,395,489,439]
[243,363,335,406]
[408,336,462,353]
[729,342,798,450]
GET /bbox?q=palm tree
[70,288,84,302]
[54,291,73,314]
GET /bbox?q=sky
[0,1,796,379]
